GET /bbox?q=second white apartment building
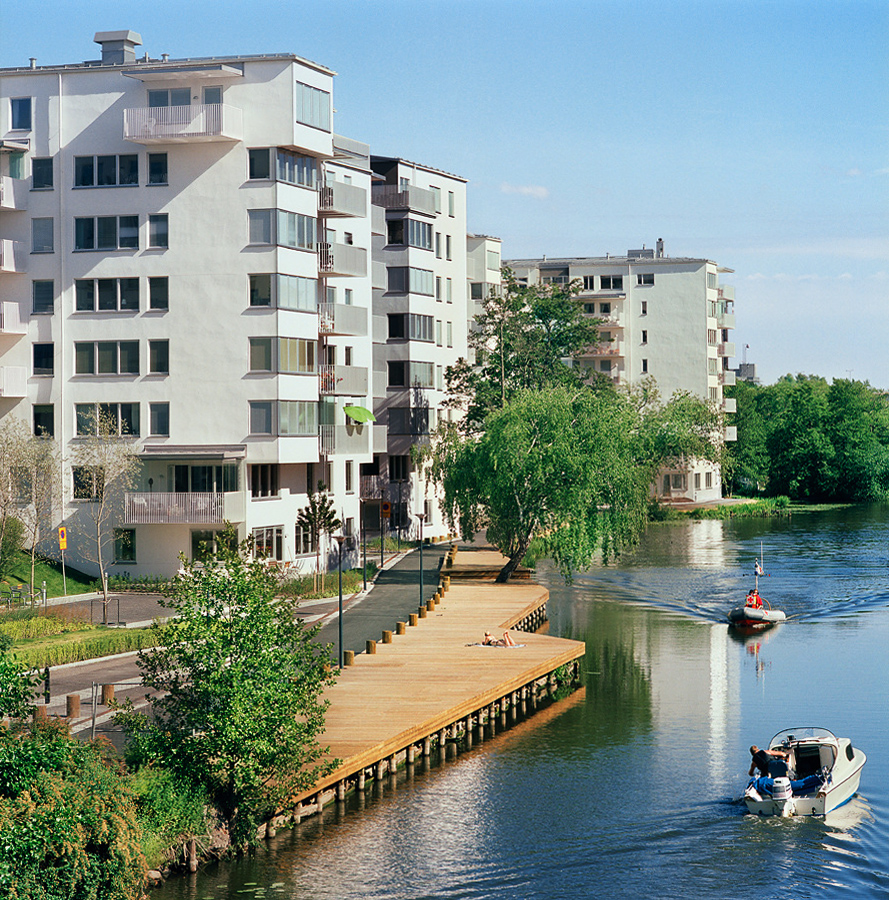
[507,242,736,504]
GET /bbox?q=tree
[67,408,141,622]
[446,268,601,431]
[116,535,339,845]
[426,385,718,582]
[0,634,41,720]
[15,432,60,594]
[0,719,145,899]
[723,381,769,495]
[295,481,341,592]
[0,418,33,583]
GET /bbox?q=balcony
[123,491,245,525]
[319,423,370,456]
[0,301,25,335]
[0,366,28,398]
[724,425,738,442]
[123,103,243,144]
[720,369,736,386]
[372,423,387,453]
[318,301,368,337]
[718,341,736,358]
[587,340,624,357]
[0,240,24,274]
[723,397,737,413]
[319,364,368,396]
[317,241,367,277]
[360,474,386,499]
[718,311,736,329]
[318,181,367,218]
[371,184,437,215]
[0,176,27,211]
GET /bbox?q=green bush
[0,610,89,642]
[0,719,146,899]
[13,626,164,670]
[0,518,25,581]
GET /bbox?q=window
[249,337,273,372]
[387,267,434,295]
[435,276,442,301]
[149,402,170,436]
[582,276,595,291]
[249,274,272,307]
[387,313,434,342]
[276,211,316,250]
[641,300,648,316]
[249,401,274,435]
[599,360,611,372]
[446,322,453,348]
[709,386,719,401]
[448,191,455,216]
[32,280,54,315]
[251,463,279,498]
[278,400,317,436]
[446,234,452,260]
[252,525,284,561]
[149,214,168,248]
[74,155,138,187]
[429,185,441,213]
[601,275,623,290]
[707,272,718,289]
[388,360,406,387]
[411,361,434,388]
[10,98,31,131]
[276,149,317,187]
[248,209,273,244]
[436,320,442,347]
[76,278,139,312]
[641,330,648,344]
[148,153,168,185]
[446,278,452,304]
[31,218,53,253]
[389,407,430,436]
[345,460,354,494]
[486,249,499,270]
[705,471,713,489]
[407,219,432,250]
[278,274,319,311]
[390,455,410,481]
[73,466,103,501]
[203,86,222,105]
[75,403,140,436]
[32,158,53,190]
[74,215,138,250]
[435,233,441,258]
[387,219,405,245]
[584,303,595,314]
[248,148,271,180]
[74,341,140,375]
[278,337,316,374]
[33,343,53,376]
[114,528,136,563]
[637,273,654,286]
[642,359,648,374]
[708,329,718,345]
[708,358,718,375]
[149,277,168,310]
[149,88,190,108]
[33,404,53,437]
[149,340,169,374]
[296,82,331,131]
[600,302,611,315]
[295,525,315,556]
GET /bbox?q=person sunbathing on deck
[483,631,517,646]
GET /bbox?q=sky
[2,0,887,388]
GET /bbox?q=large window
[249,338,273,372]
[148,153,168,185]
[277,149,317,187]
[637,273,654,286]
[31,158,53,190]
[149,402,170,436]
[148,88,190,108]
[72,466,103,501]
[387,266,434,296]
[149,277,168,310]
[33,404,54,438]
[74,155,138,187]
[388,407,431,436]
[248,209,273,245]
[75,216,139,251]
[252,525,284,561]
[148,214,168,248]
[387,313,434,342]
[75,402,139,436]
[251,463,279,498]
[74,341,139,375]
[32,280,54,315]
[113,528,136,563]
[249,401,274,435]
[10,98,31,131]
[31,218,54,253]
[249,273,318,311]
[601,275,623,290]
[278,337,316,374]
[149,340,169,374]
[277,211,315,250]
[76,278,139,312]
[33,343,53,376]
[278,400,317,436]
[295,82,331,131]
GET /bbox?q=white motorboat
[744,727,866,817]
[728,543,786,629]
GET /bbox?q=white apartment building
[362,157,472,540]
[507,242,737,504]
[0,31,377,578]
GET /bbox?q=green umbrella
[343,405,376,423]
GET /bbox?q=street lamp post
[415,511,427,609]
[335,534,346,668]
[361,500,367,591]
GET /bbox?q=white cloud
[500,182,549,200]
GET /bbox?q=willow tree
[426,385,718,582]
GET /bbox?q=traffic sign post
[58,526,68,596]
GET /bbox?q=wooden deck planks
[295,571,585,804]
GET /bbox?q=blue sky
[3,0,887,387]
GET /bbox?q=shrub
[0,518,25,581]
[0,720,146,899]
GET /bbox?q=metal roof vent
[93,30,143,65]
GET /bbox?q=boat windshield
[770,726,838,747]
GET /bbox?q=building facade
[506,243,736,504]
[0,31,378,577]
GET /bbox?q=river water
[154,505,889,900]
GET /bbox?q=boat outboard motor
[771,777,794,816]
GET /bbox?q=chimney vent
[93,30,142,65]
[656,238,664,258]
[29,58,37,69]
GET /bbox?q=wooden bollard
[344,650,355,666]
[418,606,427,618]
[382,630,392,644]
[188,839,198,873]
[66,694,80,718]
[33,705,48,721]
[366,639,376,655]
[396,621,406,635]
[101,683,114,705]
[409,613,418,626]
[423,737,431,756]
[426,600,434,612]
[433,591,440,603]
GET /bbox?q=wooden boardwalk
[289,547,585,814]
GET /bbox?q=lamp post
[415,511,426,608]
[361,499,367,591]
[335,534,346,668]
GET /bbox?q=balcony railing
[720,370,736,386]
[723,397,737,413]
[317,241,367,277]
[371,184,437,215]
[318,181,367,218]
[124,491,238,525]
[718,341,736,358]
[360,474,386,499]
[0,240,24,274]
[724,425,738,442]
[587,340,624,357]
[0,366,27,398]
[718,311,736,329]
[0,301,25,335]
[319,364,368,396]
[319,423,370,456]
[0,176,27,211]
[123,103,243,144]
[318,301,368,337]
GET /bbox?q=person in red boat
[745,588,763,608]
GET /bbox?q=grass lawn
[2,551,96,598]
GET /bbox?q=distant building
[506,242,736,504]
